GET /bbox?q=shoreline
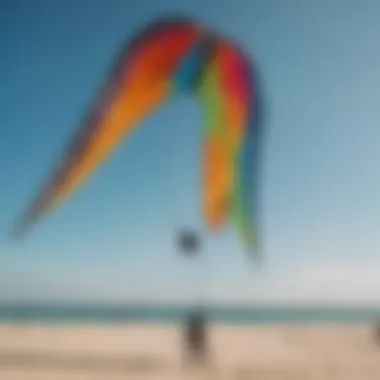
[0,304,379,327]
[0,321,375,327]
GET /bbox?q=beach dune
[0,323,379,379]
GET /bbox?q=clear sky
[1,0,379,305]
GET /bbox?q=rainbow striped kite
[13,16,264,257]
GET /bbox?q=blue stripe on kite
[171,39,209,93]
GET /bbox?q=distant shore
[0,323,380,379]
[0,304,379,324]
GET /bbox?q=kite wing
[13,19,202,236]
[196,39,260,255]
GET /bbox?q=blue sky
[0,0,379,305]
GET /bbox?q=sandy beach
[0,323,379,379]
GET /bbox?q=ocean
[0,304,379,324]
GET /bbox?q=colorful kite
[13,17,264,257]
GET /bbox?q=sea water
[0,304,379,324]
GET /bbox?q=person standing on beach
[183,309,209,368]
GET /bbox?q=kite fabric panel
[13,16,263,257]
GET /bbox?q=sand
[0,323,379,379]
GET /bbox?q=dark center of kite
[178,230,200,255]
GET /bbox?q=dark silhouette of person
[183,309,208,366]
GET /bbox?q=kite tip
[9,229,22,242]
[245,240,263,267]
[9,219,28,242]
